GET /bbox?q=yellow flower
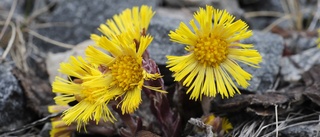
[91,5,155,44]
[85,34,166,114]
[167,5,262,100]
[202,114,233,134]
[52,56,116,130]
[48,105,74,137]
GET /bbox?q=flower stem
[142,50,181,137]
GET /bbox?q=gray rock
[148,15,188,65]
[163,0,213,7]
[34,0,160,52]
[147,15,189,84]
[0,0,27,16]
[281,47,320,82]
[0,64,33,132]
[241,31,284,93]
[286,34,318,53]
[0,47,12,61]
[280,124,320,137]
[217,0,245,18]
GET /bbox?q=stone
[217,0,245,18]
[0,48,12,62]
[241,31,284,93]
[33,0,160,52]
[163,0,213,7]
[286,34,318,54]
[148,15,189,65]
[0,0,27,15]
[280,124,320,137]
[147,15,189,84]
[46,40,93,83]
[0,64,33,132]
[281,47,320,82]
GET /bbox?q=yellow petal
[85,46,114,65]
[120,87,142,114]
[143,85,167,93]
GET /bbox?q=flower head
[51,5,163,130]
[85,34,166,114]
[167,5,262,100]
[91,5,155,45]
[202,114,233,134]
[52,56,116,130]
[48,105,75,137]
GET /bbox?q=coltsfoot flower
[91,5,155,44]
[52,5,162,130]
[48,105,74,137]
[85,34,166,114]
[167,5,262,100]
[52,56,116,130]
[202,114,233,135]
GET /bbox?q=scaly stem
[142,49,181,137]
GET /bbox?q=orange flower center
[193,35,229,67]
[109,55,143,91]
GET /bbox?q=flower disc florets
[193,35,228,67]
[110,55,143,91]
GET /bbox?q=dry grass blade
[238,122,257,136]
[257,0,306,31]
[25,1,58,24]
[31,22,72,29]
[263,15,291,32]
[0,22,16,61]
[0,0,17,41]
[26,29,74,49]
[308,0,320,31]
[14,21,28,72]
[244,11,284,18]
[263,120,320,137]
[284,0,302,30]
[0,112,62,136]
[275,105,278,137]
[233,111,320,137]
[237,120,265,137]
[280,0,290,15]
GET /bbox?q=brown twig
[0,22,16,61]
[0,112,62,136]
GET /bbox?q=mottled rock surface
[145,12,191,84]
[281,47,320,82]
[281,124,320,137]
[34,0,160,52]
[148,15,188,65]
[0,64,33,132]
[241,31,284,92]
